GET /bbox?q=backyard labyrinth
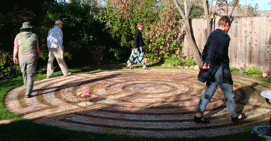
[5,69,271,138]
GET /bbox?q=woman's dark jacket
[198,29,233,85]
[134,29,145,48]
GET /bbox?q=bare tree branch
[203,0,213,37]
[203,0,209,17]
[188,4,194,17]
[229,0,239,17]
[184,0,188,17]
[212,0,218,16]
[173,0,185,19]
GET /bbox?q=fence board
[245,17,250,67]
[263,17,270,72]
[261,17,267,71]
[237,18,243,68]
[253,17,261,68]
[183,17,271,72]
[244,18,248,68]
[228,19,233,66]
[247,17,253,67]
[231,19,238,67]
[268,18,271,72]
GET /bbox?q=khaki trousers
[47,48,69,77]
[19,56,37,96]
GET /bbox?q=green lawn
[0,64,268,140]
[0,119,258,141]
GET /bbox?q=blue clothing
[47,26,64,49]
[127,47,145,65]
[196,67,237,117]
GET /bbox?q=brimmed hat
[20,22,32,29]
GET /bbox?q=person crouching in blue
[127,23,148,69]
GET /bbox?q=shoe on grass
[231,114,246,122]
[127,65,132,69]
[143,65,149,70]
[47,75,53,79]
[193,116,210,124]
[64,71,72,76]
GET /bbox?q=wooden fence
[183,17,271,72]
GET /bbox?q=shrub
[145,0,182,60]
[97,0,182,62]
[184,57,197,66]
[0,51,21,79]
[164,54,183,67]
[241,66,262,76]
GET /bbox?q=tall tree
[173,0,239,66]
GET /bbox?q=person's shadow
[235,83,259,114]
[205,83,259,117]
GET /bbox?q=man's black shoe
[231,114,246,122]
[193,116,210,124]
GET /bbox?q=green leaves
[0,51,21,79]
[94,0,184,62]
[1,0,188,79]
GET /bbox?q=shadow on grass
[127,60,164,69]
[146,60,164,67]
[0,119,179,141]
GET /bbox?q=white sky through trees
[55,0,270,11]
[239,0,271,11]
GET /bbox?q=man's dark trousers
[196,67,237,117]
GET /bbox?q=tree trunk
[203,0,213,39]
[173,0,203,67]
[184,19,203,66]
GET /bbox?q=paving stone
[5,69,271,138]
[0,120,12,125]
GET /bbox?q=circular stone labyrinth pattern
[5,69,271,138]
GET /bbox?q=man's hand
[13,57,18,64]
[201,63,209,69]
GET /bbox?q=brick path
[5,69,271,138]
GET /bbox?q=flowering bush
[97,0,182,61]
[144,0,181,60]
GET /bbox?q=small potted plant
[77,91,91,106]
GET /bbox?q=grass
[0,64,127,120]
[230,66,271,83]
[251,76,271,83]
[0,119,258,141]
[0,63,270,140]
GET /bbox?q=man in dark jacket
[194,16,244,123]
